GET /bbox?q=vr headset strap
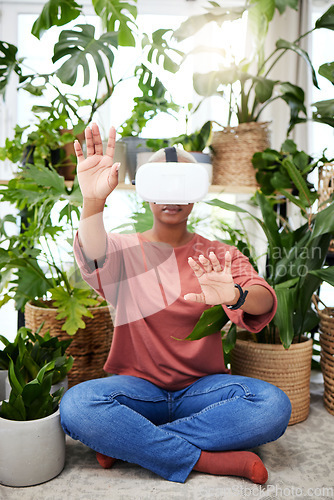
[164,147,178,162]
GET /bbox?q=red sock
[96,452,117,469]
[193,451,268,484]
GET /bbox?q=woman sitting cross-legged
[60,123,292,484]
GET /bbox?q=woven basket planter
[25,300,113,388]
[230,331,313,425]
[317,305,334,416]
[210,122,270,187]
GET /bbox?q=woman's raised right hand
[75,123,120,201]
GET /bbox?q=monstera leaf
[52,24,118,86]
[0,41,22,97]
[92,0,137,46]
[142,29,183,73]
[31,0,82,39]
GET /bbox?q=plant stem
[49,81,82,124]
[261,28,315,79]
[42,236,72,294]
[254,95,280,122]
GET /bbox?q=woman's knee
[251,379,292,437]
[60,379,104,437]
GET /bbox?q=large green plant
[0,0,183,332]
[174,2,334,131]
[184,146,334,349]
[0,325,73,421]
[0,164,102,336]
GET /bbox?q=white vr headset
[134,147,210,204]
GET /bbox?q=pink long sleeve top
[74,232,277,391]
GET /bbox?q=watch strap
[227,284,248,310]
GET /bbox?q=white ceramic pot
[0,408,65,487]
[0,370,7,401]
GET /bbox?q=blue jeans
[60,374,291,483]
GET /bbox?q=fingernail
[115,163,121,171]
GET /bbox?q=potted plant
[0,113,86,180]
[182,147,334,424]
[1,326,74,399]
[173,2,334,186]
[0,325,73,487]
[0,165,114,387]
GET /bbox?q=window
[310,1,334,159]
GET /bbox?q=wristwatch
[227,284,248,310]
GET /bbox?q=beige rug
[1,372,334,500]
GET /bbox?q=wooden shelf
[0,179,257,194]
[116,182,257,194]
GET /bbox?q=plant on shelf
[0,0,182,176]
[0,113,85,179]
[173,2,334,131]
[172,120,213,153]
[145,119,212,154]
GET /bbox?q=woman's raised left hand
[184,251,237,306]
